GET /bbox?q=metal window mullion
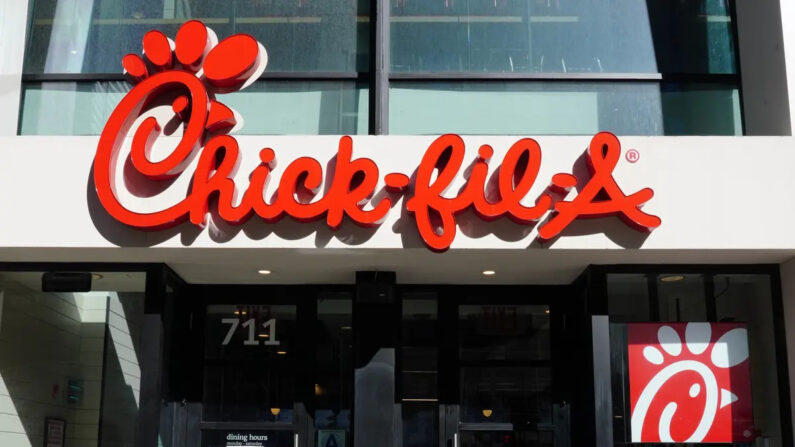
[369,0,389,135]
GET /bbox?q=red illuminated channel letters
[94,21,662,251]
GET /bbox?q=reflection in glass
[20,81,368,136]
[203,304,296,422]
[401,298,438,447]
[391,0,736,74]
[225,82,368,135]
[20,81,129,136]
[389,81,741,136]
[460,367,553,446]
[459,305,550,362]
[25,0,368,73]
[314,297,353,433]
[714,274,783,444]
[656,274,707,322]
[0,271,146,447]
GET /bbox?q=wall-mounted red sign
[627,323,754,443]
[94,21,661,251]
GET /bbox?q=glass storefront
[0,265,787,447]
[606,271,786,446]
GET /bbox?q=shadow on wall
[86,146,651,250]
[0,283,106,447]
[100,292,144,447]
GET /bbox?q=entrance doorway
[181,283,584,447]
[400,286,578,447]
[196,286,354,447]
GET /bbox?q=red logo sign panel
[627,323,754,443]
[94,21,662,251]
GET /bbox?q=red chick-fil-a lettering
[94,20,661,251]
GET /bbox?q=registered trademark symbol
[626,149,640,163]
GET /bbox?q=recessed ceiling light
[482,270,496,276]
[258,269,272,275]
[91,273,103,280]
[277,351,287,355]
[660,275,685,282]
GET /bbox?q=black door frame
[397,283,588,447]
[185,284,355,447]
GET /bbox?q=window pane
[389,81,740,135]
[314,296,353,433]
[25,0,368,74]
[714,274,783,445]
[203,304,297,422]
[391,0,736,74]
[401,297,438,447]
[19,81,367,135]
[459,367,553,438]
[459,305,550,362]
[0,271,145,447]
[607,274,651,323]
[226,82,368,135]
[656,274,707,322]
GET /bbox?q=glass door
[197,288,354,447]
[396,286,572,447]
[453,303,560,447]
[202,303,301,447]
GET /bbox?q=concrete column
[780,0,795,134]
[735,0,791,135]
[0,0,30,136]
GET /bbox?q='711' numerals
[221,318,281,346]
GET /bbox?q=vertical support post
[369,0,389,134]
[592,315,614,447]
[354,271,397,447]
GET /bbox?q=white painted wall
[0,134,793,252]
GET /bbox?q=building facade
[0,1,795,446]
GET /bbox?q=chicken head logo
[628,322,754,443]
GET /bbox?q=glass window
[459,305,550,362]
[401,297,438,447]
[25,0,368,74]
[390,81,740,136]
[19,81,368,135]
[607,272,785,447]
[314,296,353,434]
[391,0,736,74]
[0,271,146,447]
[203,304,297,422]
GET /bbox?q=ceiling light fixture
[660,275,685,282]
[482,270,496,276]
[258,269,272,275]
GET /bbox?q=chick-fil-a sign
[94,21,661,251]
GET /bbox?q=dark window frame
[19,0,745,136]
[587,263,792,447]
